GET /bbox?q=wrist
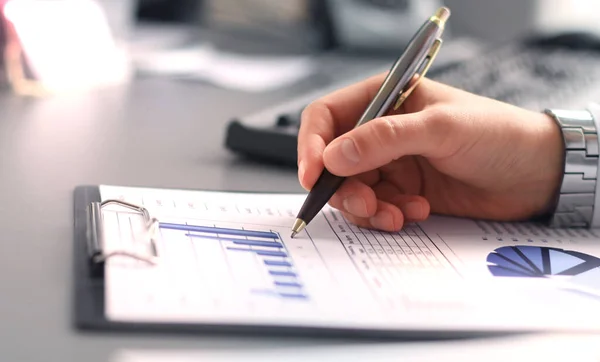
[526,111,566,219]
[534,111,565,217]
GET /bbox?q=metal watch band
[544,109,599,228]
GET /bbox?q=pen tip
[290,218,307,238]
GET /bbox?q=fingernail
[324,138,360,170]
[370,211,392,230]
[343,196,368,217]
[340,138,360,164]
[401,202,422,220]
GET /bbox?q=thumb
[322,110,454,176]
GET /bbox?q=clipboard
[74,185,174,334]
[74,185,507,339]
[73,185,600,339]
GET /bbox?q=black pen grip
[297,168,346,224]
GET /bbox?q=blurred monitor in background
[133,0,446,53]
[133,0,600,49]
[136,0,201,24]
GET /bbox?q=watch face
[358,0,410,10]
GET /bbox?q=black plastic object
[225,119,300,166]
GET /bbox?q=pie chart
[487,245,600,278]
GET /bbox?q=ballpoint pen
[290,6,451,238]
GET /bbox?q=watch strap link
[545,109,599,228]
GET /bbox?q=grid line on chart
[383,232,415,267]
[368,230,390,262]
[402,226,445,263]
[404,232,429,267]
[216,223,240,292]
[411,232,445,268]
[390,232,423,267]
[302,227,341,292]
[328,208,459,277]
[362,228,381,262]
[416,233,443,267]
[341,216,402,293]
[379,231,406,266]
[366,229,406,289]
[411,224,463,278]
[321,210,382,302]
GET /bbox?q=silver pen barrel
[354,7,450,128]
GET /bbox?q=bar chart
[158,221,309,302]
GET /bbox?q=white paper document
[98,185,600,334]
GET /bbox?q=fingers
[344,200,404,232]
[398,77,457,114]
[388,193,431,223]
[297,72,388,190]
[327,178,378,218]
[341,195,431,232]
[326,177,431,231]
[326,171,380,217]
[371,180,431,223]
[322,108,459,177]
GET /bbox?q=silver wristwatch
[544,108,599,228]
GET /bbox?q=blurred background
[2,0,600,97]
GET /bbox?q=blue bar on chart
[269,270,297,277]
[226,248,288,258]
[251,289,309,300]
[160,222,278,239]
[186,234,283,248]
[274,281,303,288]
[264,260,292,267]
[158,221,310,301]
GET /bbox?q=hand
[297,73,565,232]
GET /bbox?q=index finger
[297,72,388,190]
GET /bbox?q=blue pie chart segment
[486,253,537,276]
[516,245,544,272]
[487,246,600,278]
[549,249,586,274]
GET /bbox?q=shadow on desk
[108,332,600,362]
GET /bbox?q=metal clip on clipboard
[86,199,159,278]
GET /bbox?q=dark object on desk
[226,119,300,167]
[225,32,600,167]
[225,81,351,166]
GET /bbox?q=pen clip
[393,38,443,110]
